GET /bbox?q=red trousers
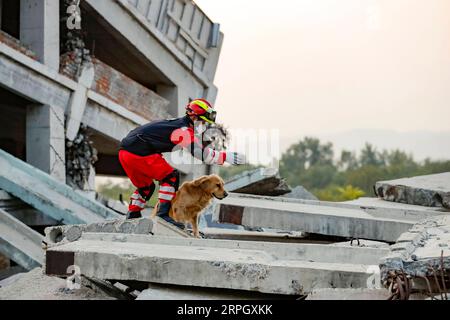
[118,150,176,212]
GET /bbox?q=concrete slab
[213,194,414,242]
[257,194,447,222]
[224,168,291,196]
[0,149,120,225]
[78,233,390,265]
[375,172,450,209]
[0,208,44,270]
[45,237,378,295]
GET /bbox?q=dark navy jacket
[120,116,196,156]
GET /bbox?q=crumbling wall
[65,125,98,191]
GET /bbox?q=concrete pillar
[20,0,59,70]
[26,104,66,183]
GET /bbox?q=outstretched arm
[171,128,246,166]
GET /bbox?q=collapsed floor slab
[45,233,388,295]
[213,194,414,242]
[375,172,450,209]
[224,168,291,196]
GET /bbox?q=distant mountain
[281,129,450,161]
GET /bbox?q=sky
[194,0,450,161]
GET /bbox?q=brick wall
[0,30,37,60]
[59,53,170,121]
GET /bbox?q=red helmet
[186,99,217,124]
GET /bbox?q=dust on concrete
[0,268,115,300]
[210,261,268,282]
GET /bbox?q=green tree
[360,143,384,167]
[280,137,336,188]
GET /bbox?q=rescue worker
[118,99,246,229]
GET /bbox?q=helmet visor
[199,110,217,124]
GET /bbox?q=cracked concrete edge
[43,218,153,247]
[379,215,450,282]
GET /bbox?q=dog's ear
[192,176,210,187]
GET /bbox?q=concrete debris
[283,186,318,201]
[65,123,98,191]
[225,168,291,196]
[380,214,450,294]
[0,268,115,300]
[44,233,389,295]
[213,193,414,242]
[44,218,153,246]
[375,172,450,209]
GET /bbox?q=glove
[225,152,246,166]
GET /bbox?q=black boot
[126,211,142,220]
[157,202,185,230]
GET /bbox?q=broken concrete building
[0,0,223,277]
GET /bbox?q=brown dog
[151,174,228,238]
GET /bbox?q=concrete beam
[46,234,384,295]
[0,208,44,270]
[375,172,450,209]
[0,148,120,225]
[20,0,59,70]
[44,218,153,247]
[213,194,414,242]
[0,49,71,109]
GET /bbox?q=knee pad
[137,183,156,201]
[160,170,180,191]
